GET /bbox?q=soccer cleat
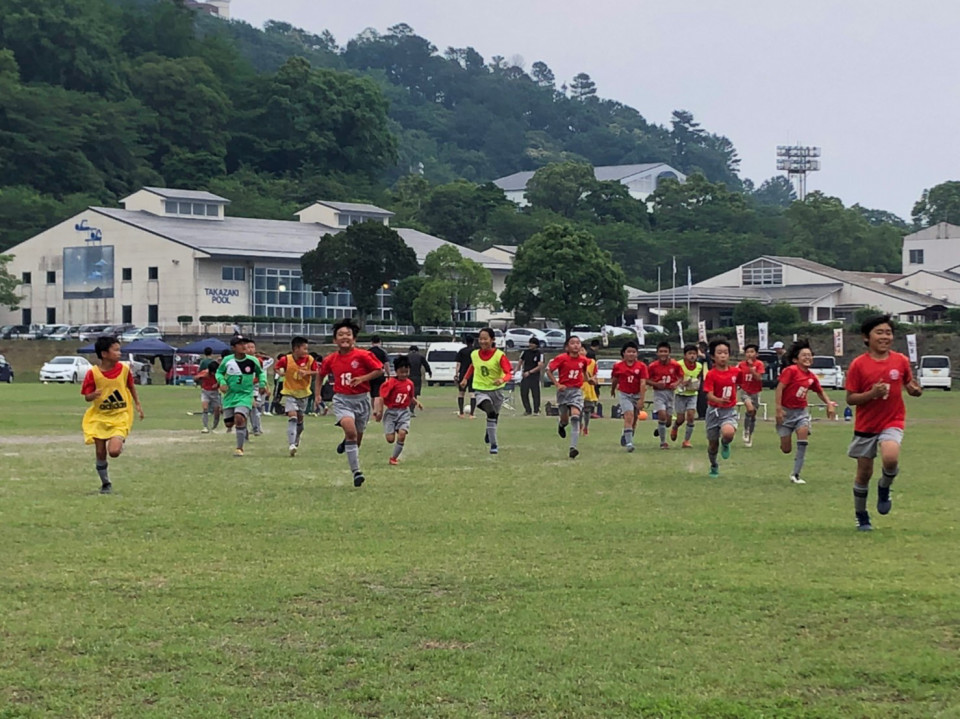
[233,448,244,458]
[720,442,731,460]
[626,442,635,453]
[653,429,659,438]
[289,444,298,457]
[670,424,679,442]
[877,486,892,515]
[484,432,490,445]
[856,511,873,531]
[353,472,365,487]
[620,434,627,447]
[253,430,263,437]
[201,427,209,434]
[789,474,806,485]
[489,445,498,455]
[336,439,346,454]
[569,447,579,459]
[744,436,753,448]
[660,442,670,450]
[708,466,720,478]
[558,424,567,439]
[681,441,693,449]
[99,482,112,494]
[389,457,399,466]
[582,427,589,436]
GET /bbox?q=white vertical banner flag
[677,321,684,343]
[758,322,769,350]
[736,325,746,353]
[833,327,844,357]
[697,320,707,344]
[633,319,646,347]
[906,333,918,363]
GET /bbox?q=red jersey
[647,359,684,390]
[737,359,765,395]
[81,362,134,395]
[199,360,221,391]
[379,377,416,409]
[845,351,913,433]
[548,353,590,388]
[611,360,648,393]
[318,348,383,395]
[703,365,741,408]
[778,365,822,409]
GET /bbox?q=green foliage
[391,275,427,327]
[0,254,20,309]
[301,221,418,326]
[412,245,496,329]
[732,299,769,327]
[417,181,512,245]
[662,308,690,329]
[767,302,802,333]
[0,186,101,252]
[912,181,960,228]
[525,162,596,218]
[750,176,796,208]
[852,305,884,328]
[946,307,960,325]
[501,224,626,332]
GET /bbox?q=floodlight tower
[776,145,821,201]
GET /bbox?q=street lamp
[776,145,821,201]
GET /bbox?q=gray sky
[230,0,959,219]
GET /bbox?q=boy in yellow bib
[81,336,144,493]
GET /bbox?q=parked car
[918,355,951,390]
[1,324,32,339]
[103,324,136,337]
[758,349,780,389]
[541,329,567,349]
[425,343,462,386]
[593,358,618,386]
[810,356,844,389]
[504,327,546,349]
[0,354,13,383]
[78,324,111,341]
[43,324,74,341]
[120,326,164,342]
[39,355,92,383]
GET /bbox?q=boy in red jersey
[737,343,765,447]
[702,338,741,477]
[648,341,684,449]
[195,353,222,433]
[379,355,423,465]
[845,315,922,531]
[547,336,590,459]
[775,340,837,485]
[318,318,384,487]
[610,340,648,452]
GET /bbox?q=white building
[901,222,960,273]
[1,187,512,330]
[492,163,686,207]
[632,255,954,329]
[889,267,960,304]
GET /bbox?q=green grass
[2,383,959,718]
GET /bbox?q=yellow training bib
[82,364,134,444]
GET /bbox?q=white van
[425,342,464,386]
[918,355,952,390]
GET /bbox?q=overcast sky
[230,0,959,219]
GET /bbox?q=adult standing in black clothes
[369,335,389,416]
[519,337,544,415]
[407,345,432,414]
[455,335,477,418]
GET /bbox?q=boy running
[275,336,320,457]
[845,315,922,531]
[737,344,765,447]
[244,339,271,436]
[455,335,478,418]
[319,318,384,486]
[610,340,648,452]
[702,338,741,477]
[215,336,266,457]
[196,350,222,433]
[547,336,590,459]
[460,328,512,454]
[671,343,703,448]
[579,346,598,435]
[776,340,837,485]
[81,336,144,493]
[380,355,424,465]
[648,341,684,449]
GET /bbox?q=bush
[177,315,193,324]
[851,306,883,328]
[732,299,769,327]
[768,303,801,334]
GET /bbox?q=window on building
[192,203,206,216]
[148,305,158,324]
[164,200,178,214]
[206,204,219,217]
[122,305,132,324]
[46,271,56,284]
[148,266,158,280]
[817,307,831,321]
[21,308,31,325]
[909,249,924,265]
[46,308,56,324]
[122,267,132,281]
[165,200,219,217]
[21,272,31,285]
[178,202,191,214]
[221,266,246,281]
[741,259,783,286]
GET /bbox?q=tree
[525,162,596,218]
[732,299,769,327]
[412,245,495,336]
[301,222,418,327]
[501,224,626,336]
[0,254,20,309]
[767,302,801,333]
[852,305,883,328]
[751,176,796,208]
[911,181,960,228]
[531,61,555,88]
[391,274,426,328]
[419,181,511,245]
[570,72,597,101]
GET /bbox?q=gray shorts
[201,389,221,408]
[618,392,640,415]
[556,387,584,411]
[383,407,412,434]
[674,394,697,415]
[706,406,739,441]
[334,393,371,434]
[847,427,904,459]
[777,407,811,437]
[653,389,674,413]
[740,391,760,408]
[475,390,504,415]
[223,405,250,422]
[283,395,310,414]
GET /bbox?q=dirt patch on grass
[0,430,205,446]
[420,640,474,650]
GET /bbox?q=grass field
[1,382,959,718]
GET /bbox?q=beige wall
[891,272,960,303]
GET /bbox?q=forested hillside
[0,0,912,284]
